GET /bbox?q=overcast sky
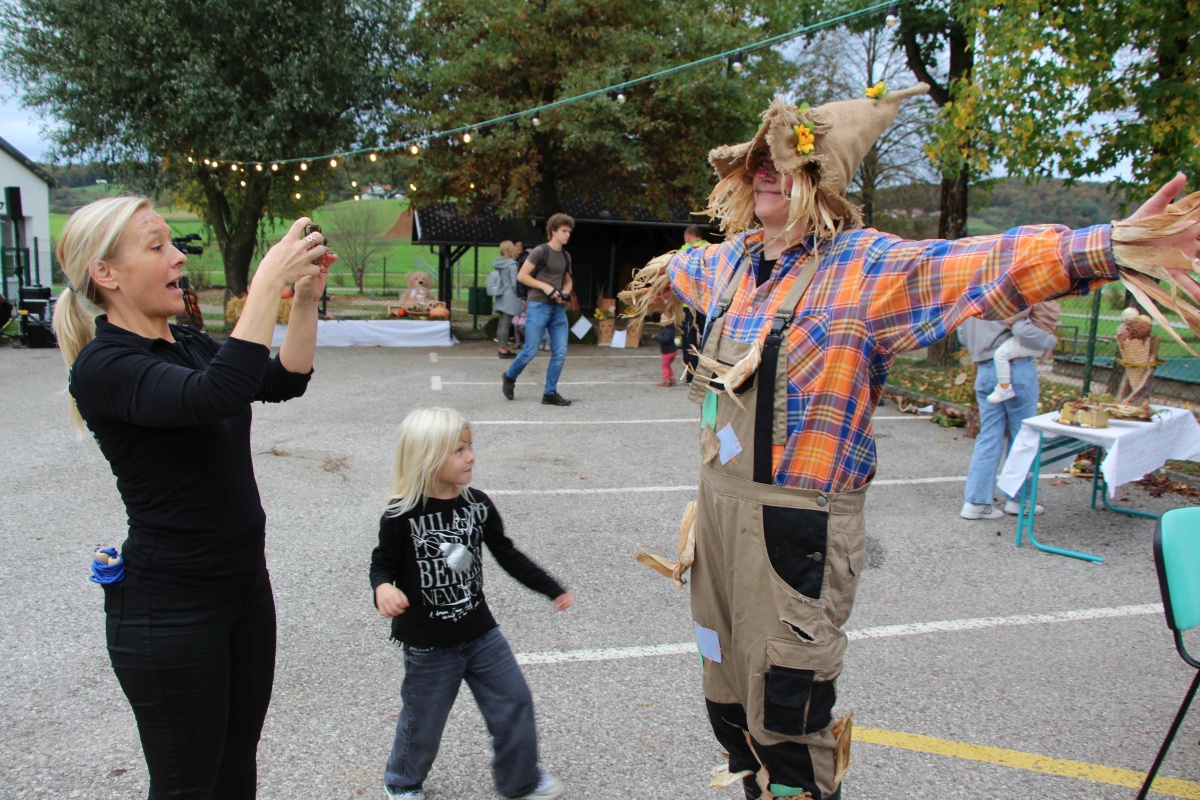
[0,91,53,161]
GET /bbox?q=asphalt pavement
[2,338,1198,799]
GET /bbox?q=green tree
[325,201,392,293]
[390,0,802,219]
[2,0,408,297]
[967,0,1200,200]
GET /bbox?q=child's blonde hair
[386,407,473,517]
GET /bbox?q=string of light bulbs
[185,0,911,178]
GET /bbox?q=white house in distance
[0,134,54,290]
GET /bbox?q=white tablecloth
[998,405,1200,498]
[271,320,457,347]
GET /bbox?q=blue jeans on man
[504,301,568,397]
[384,627,542,798]
[964,358,1040,507]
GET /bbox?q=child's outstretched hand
[553,592,574,611]
[376,584,410,618]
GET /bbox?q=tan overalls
[688,251,864,800]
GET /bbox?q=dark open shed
[411,199,712,308]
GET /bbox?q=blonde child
[651,310,679,386]
[986,299,1061,403]
[369,407,572,800]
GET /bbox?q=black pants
[104,571,277,799]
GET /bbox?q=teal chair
[1138,506,1200,800]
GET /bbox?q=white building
[0,135,54,291]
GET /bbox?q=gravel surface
[3,339,1197,799]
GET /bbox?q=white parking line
[485,474,1062,495]
[473,418,697,425]
[440,381,657,386]
[429,353,438,363]
[430,376,442,391]
[514,604,1161,665]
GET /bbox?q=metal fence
[1052,289,1200,407]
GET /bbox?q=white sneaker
[384,787,424,800]
[986,385,1016,404]
[1004,499,1044,516]
[961,502,1005,520]
[518,773,564,799]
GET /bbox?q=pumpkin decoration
[428,305,451,320]
[390,306,407,319]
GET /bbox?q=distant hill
[865,177,1127,239]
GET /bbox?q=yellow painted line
[854,726,1200,799]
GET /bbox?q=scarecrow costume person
[626,83,1200,800]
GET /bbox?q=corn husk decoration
[688,341,763,411]
[1111,191,1200,358]
[634,501,697,589]
[618,251,686,324]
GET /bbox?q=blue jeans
[505,301,568,395]
[964,358,1040,505]
[384,627,542,798]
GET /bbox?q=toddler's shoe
[1004,499,1044,516]
[517,773,564,800]
[986,385,1016,404]
[961,502,1005,520]
[384,786,424,800]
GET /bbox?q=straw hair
[52,195,152,438]
[499,240,518,259]
[386,407,473,517]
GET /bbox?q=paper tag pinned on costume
[570,315,592,340]
[716,423,742,464]
[694,621,722,662]
[702,390,718,430]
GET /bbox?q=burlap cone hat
[708,82,930,230]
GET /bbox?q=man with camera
[502,213,575,406]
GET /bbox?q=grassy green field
[49,193,502,297]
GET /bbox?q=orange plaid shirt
[671,225,1116,491]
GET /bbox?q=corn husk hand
[1111,191,1200,358]
[634,501,698,589]
[689,342,762,410]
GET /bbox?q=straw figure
[1115,306,1161,404]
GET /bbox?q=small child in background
[369,407,573,800]
[652,311,679,387]
[986,299,1061,403]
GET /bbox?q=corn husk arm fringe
[1111,191,1200,359]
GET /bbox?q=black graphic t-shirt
[368,489,566,647]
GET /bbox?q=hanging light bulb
[732,54,744,73]
[408,182,417,192]
[409,143,421,155]
[886,5,899,26]
[531,115,540,126]
[239,180,246,187]
[351,179,358,188]
[300,162,309,171]
[230,163,238,171]
[202,158,210,166]
[617,91,626,104]
[294,192,301,200]
[354,194,361,201]
[469,182,475,189]
[271,163,279,171]
[187,156,195,163]
[369,151,378,162]
[294,174,301,182]
[255,163,263,172]
[329,158,338,168]
[462,131,472,143]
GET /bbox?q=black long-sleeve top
[369,489,566,647]
[69,316,311,591]
[652,322,678,355]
